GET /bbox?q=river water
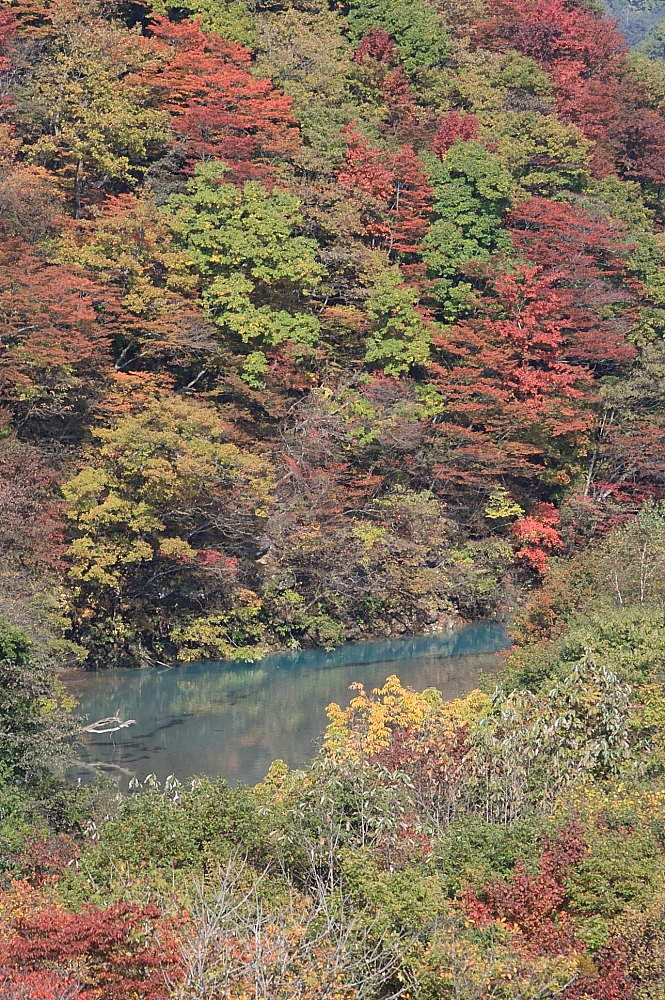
[66,621,508,787]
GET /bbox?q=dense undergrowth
[1,0,665,665]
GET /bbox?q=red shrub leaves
[0,890,178,1000]
[514,503,564,573]
[563,942,634,1000]
[0,969,81,1000]
[8,832,79,888]
[463,822,587,956]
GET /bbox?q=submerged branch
[82,716,136,734]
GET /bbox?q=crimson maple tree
[0,238,115,433]
[432,110,479,157]
[426,264,595,492]
[142,17,299,179]
[338,125,433,259]
[508,196,637,369]
[513,502,564,573]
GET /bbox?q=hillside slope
[1,0,665,666]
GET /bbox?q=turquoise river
[66,620,509,787]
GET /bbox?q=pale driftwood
[82,715,136,734]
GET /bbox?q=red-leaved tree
[338,125,433,259]
[508,197,637,370]
[142,17,298,180]
[432,110,479,157]
[0,239,115,432]
[426,265,595,492]
[513,502,564,573]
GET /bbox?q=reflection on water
[66,621,508,787]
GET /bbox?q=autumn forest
[2,0,665,996]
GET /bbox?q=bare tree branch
[81,716,136,734]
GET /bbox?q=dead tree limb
[82,716,136,734]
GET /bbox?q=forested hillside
[3,2,665,997]
[1,0,665,667]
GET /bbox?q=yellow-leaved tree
[63,395,274,665]
[325,674,490,760]
[13,0,169,215]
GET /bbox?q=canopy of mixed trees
[1,0,665,668]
